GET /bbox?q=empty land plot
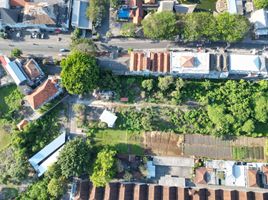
[143,132,183,156]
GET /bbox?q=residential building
[22,58,44,82]
[158,0,175,12]
[26,76,62,110]
[10,0,28,7]
[29,132,66,176]
[174,4,196,14]
[0,0,9,8]
[228,54,267,75]
[70,180,268,200]
[250,9,268,39]
[195,160,268,189]
[71,0,92,30]
[227,0,244,15]
[0,7,20,27]
[0,55,27,86]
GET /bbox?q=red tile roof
[247,169,259,187]
[180,56,194,68]
[137,52,144,71]
[0,56,7,67]
[23,59,41,81]
[129,52,138,71]
[150,52,158,72]
[164,52,170,73]
[195,167,208,184]
[27,78,59,110]
[157,52,164,72]
[10,0,28,7]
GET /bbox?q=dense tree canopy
[90,148,117,187]
[87,0,108,25]
[142,11,178,40]
[254,0,268,9]
[70,38,96,54]
[183,12,218,41]
[11,48,22,58]
[57,138,92,178]
[216,13,250,43]
[61,51,100,95]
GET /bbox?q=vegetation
[253,0,268,9]
[70,38,96,54]
[110,0,120,8]
[183,12,250,43]
[57,138,92,178]
[61,51,100,95]
[120,23,136,37]
[90,148,117,187]
[10,48,22,58]
[142,11,178,40]
[216,12,250,43]
[86,0,108,26]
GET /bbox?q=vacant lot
[94,129,144,155]
[0,85,17,114]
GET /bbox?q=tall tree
[142,11,178,40]
[253,0,268,9]
[57,138,92,178]
[216,13,250,43]
[61,51,99,95]
[90,148,117,187]
[183,12,218,41]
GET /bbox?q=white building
[0,0,9,9]
[99,109,117,128]
[250,9,268,39]
[227,0,243,15]
[170,52,210,75]
[229,54,267,75]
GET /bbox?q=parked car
[59,48,70,52]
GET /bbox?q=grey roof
[174,4,196,14]
[71,0,92,30]
[29,132,66,170]
[5,60,27,86]
[0,8,19,24]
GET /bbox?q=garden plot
[142,132,183,156]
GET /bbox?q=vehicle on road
[59,48,70,52]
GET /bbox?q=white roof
[37,145,64,177]
[250,9,268,29]
[0,0,9,9]
[170,52,210,74]
[29,132,66,170]
[229,54,267,74]
[228,0,243,14]
[159,175,186,187]
[153,156,194,167]
[225,162,246,187]
[158,0,174,12]
[99,109,117,128]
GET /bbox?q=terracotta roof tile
[143,57,151,71]
[0,56,7,66]
[27,78,59,110]
[195,167,208,184]
[223,190,238,200]
[137,52,144,71]
[148,185,162,200]
[104,182,120,200]
[10,0,28,7]
[119,183,134,200]
[163,52,170,73]
[157,52,164,72]
[23,59,41,81]
[89,185,104,200]
[133,184,148,200]
[180,56,194,68]
[208,189,223,200]
[150,52,158,72]
[130,52,138,71]
[162,186,177,200]
[248,169,259,187]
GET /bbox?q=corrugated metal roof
[29,132,66,170]
[71,0,92,30]
[5,60,27,86]
[37,145,64,177]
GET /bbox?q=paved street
[0,34,71,56]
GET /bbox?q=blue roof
[118,7,130,19]
[29,132,66,170]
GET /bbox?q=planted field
[232,146,264,161]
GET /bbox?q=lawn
[0,84,17,114]
[94,129,144,155]
[183,0,217,11]
[0,122,12,152]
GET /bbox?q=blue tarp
[118,6,130,19]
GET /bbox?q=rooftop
[71,0,92,30]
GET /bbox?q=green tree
[242,120,255,134]
[142,79,154,92]
[47,178,66,198]
[11,48,22,58]
[87,0,108,24]
[254,0,268,9]
[4,88,23,114]
[19,179,50,200]
[120,23,136,37]
[183,12,218,41]
[216,13,250,43]
[142,11,178,40]
[61,51,100,95]
[71,28,81,41]
[254,96,268,123]
[57,138,92,178]
[70,38,96,54]
[158,76,174,92]
[110,0,119,8]
[90,148,117,187]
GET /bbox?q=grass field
[184,0,217,11]
[0,122,11,151]
[0,85,17,114]
[94,129,144,155]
